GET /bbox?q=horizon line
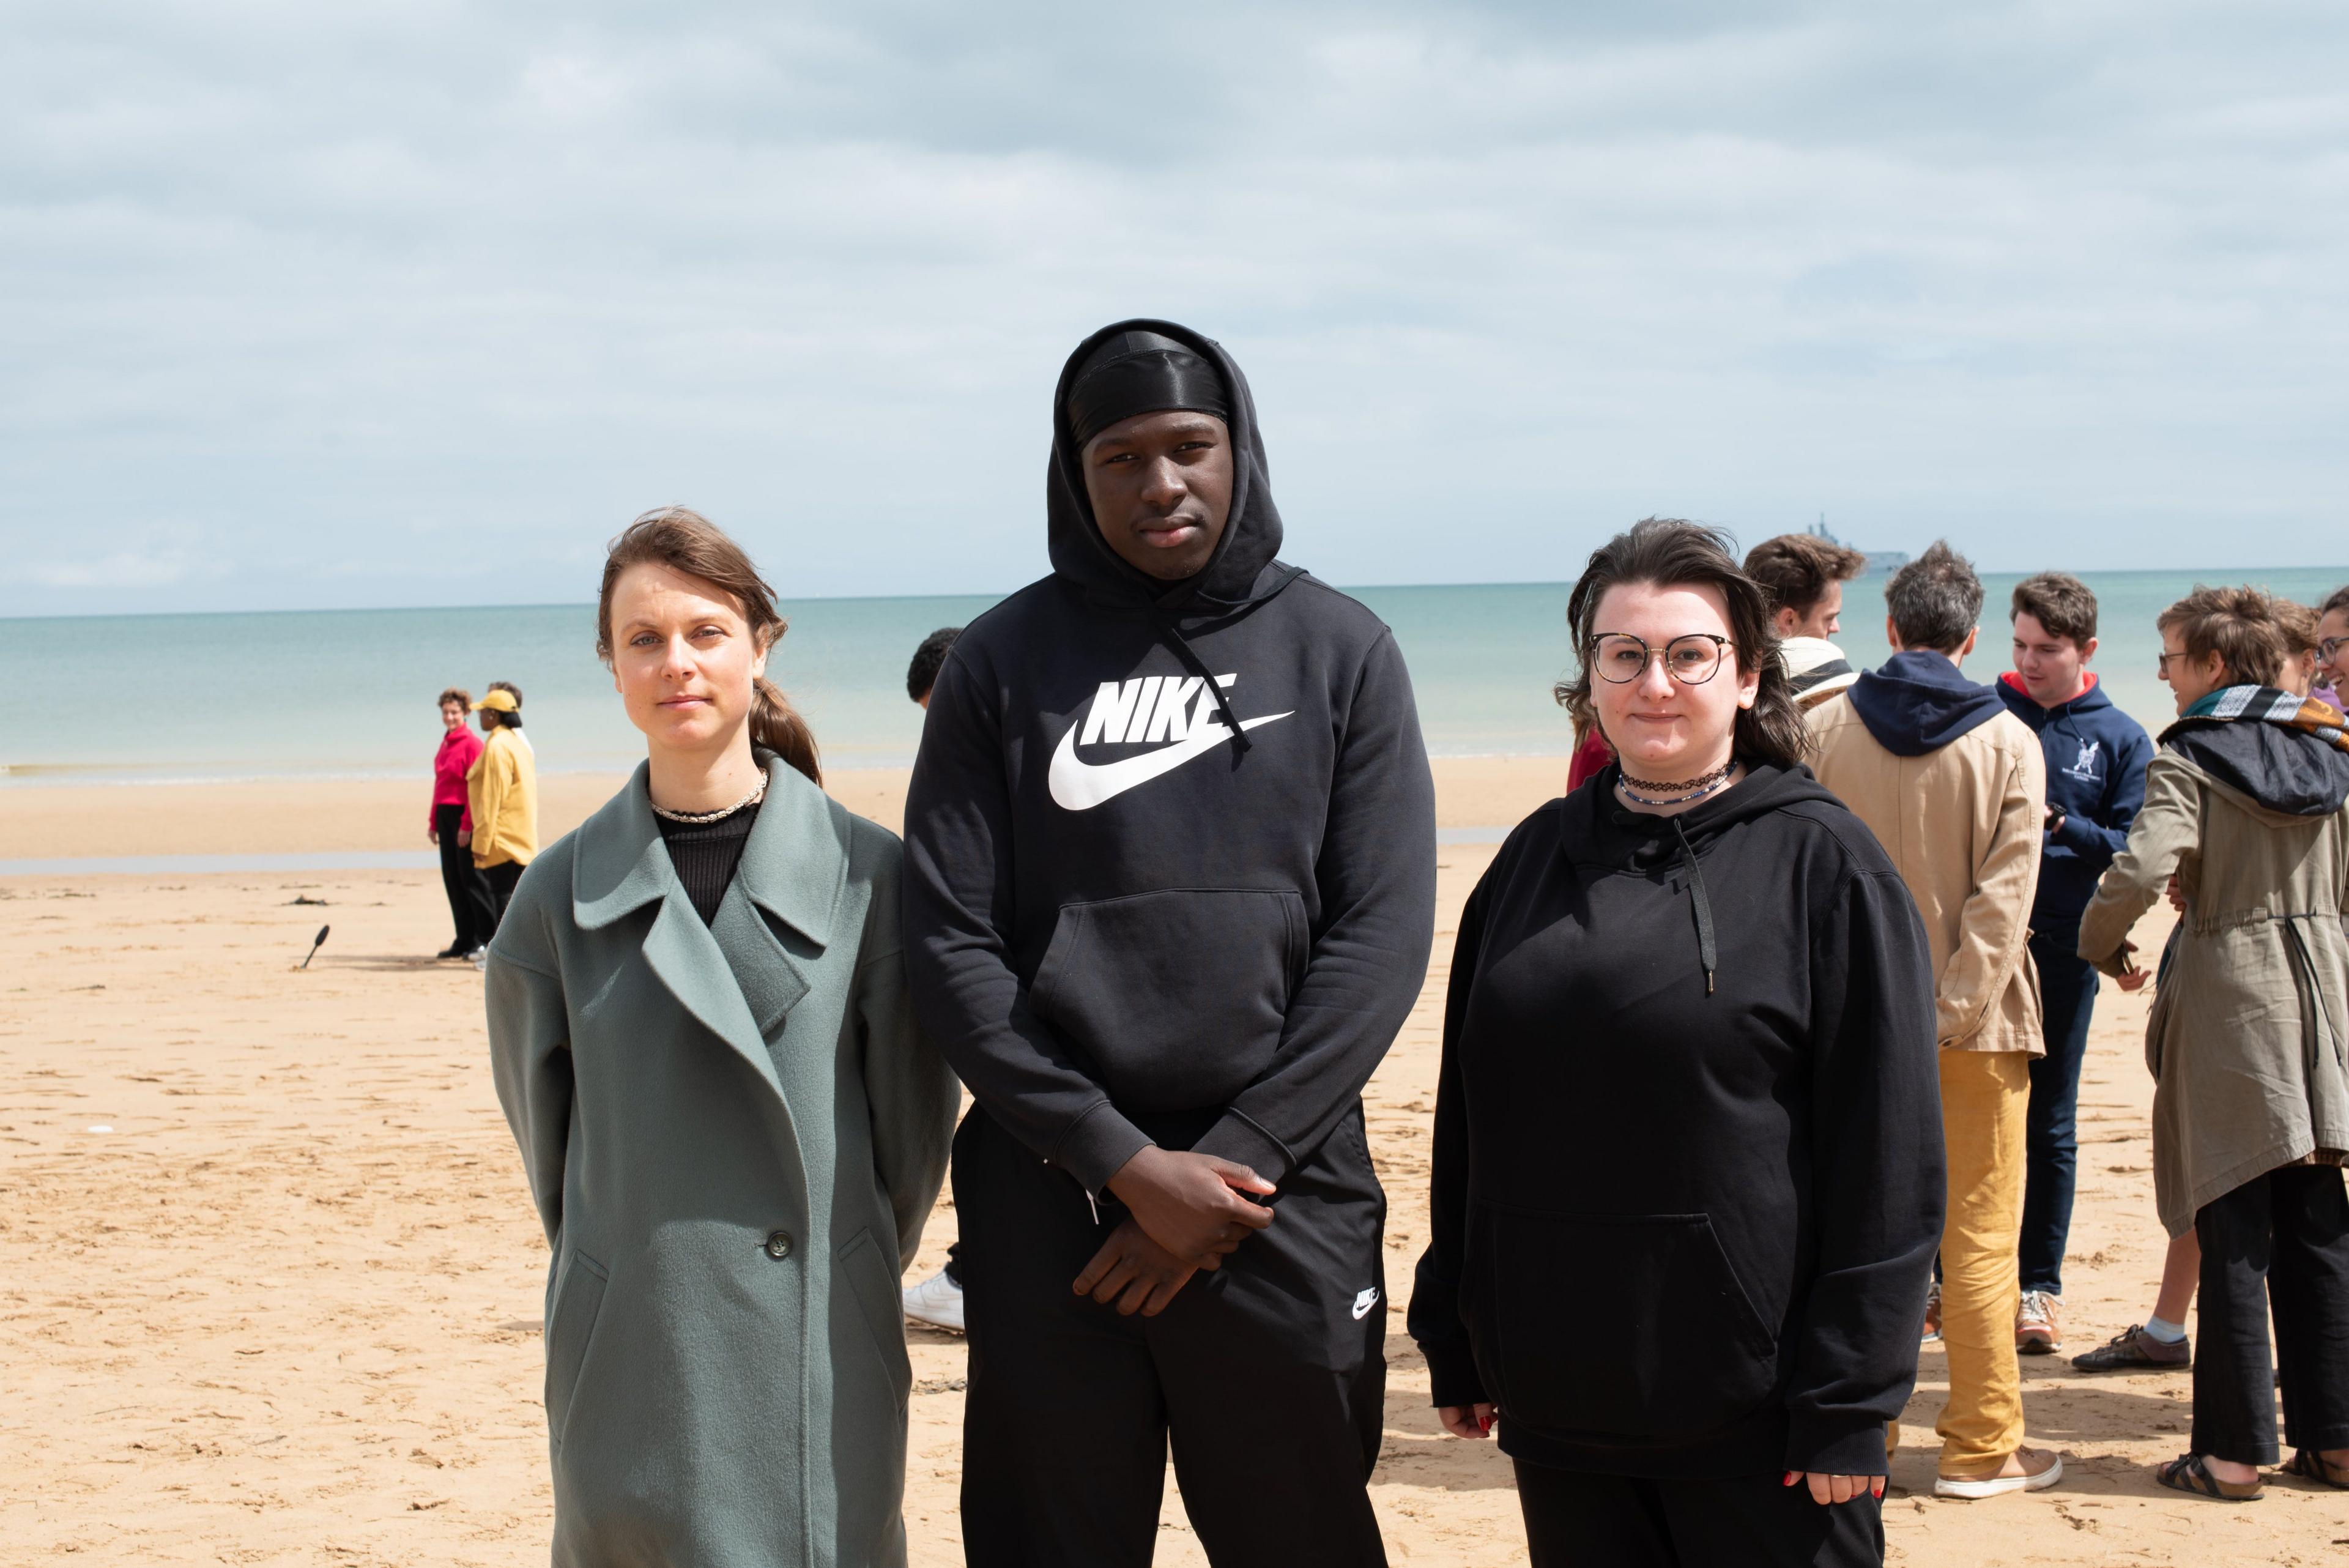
[5,563,2348,625]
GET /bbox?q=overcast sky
[4,1,2345,617]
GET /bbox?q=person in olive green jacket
[2079,587,2349,1501]
[486,507,959,1567]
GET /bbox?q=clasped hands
[1071,1145,1275,1318]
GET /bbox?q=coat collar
[571,753,849,946]
[570,756,847,1131]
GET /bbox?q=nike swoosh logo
[1352,1288,1380,1320]
[1048,710,1293,811]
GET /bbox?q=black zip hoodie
[1408,762,1946,1478]
[900,320,1438,1194]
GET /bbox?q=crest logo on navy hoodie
[1047,673,1293,811]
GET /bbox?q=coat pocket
[544,1249,609,1452]
[838,1228,913,1413]
[1474,1205,1776,1440]
[1030,888,1307,1111]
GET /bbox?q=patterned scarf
[2178,685,2349,754]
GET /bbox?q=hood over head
[1847,649,2008,757]
[1046,318,1302,619]
[2161,685,2349,819]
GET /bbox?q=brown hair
[597,507,821,786]
[2009,572,2098,646]
[2276,600,2321,656]
[1742,533,1866,619]
[1557,518,1811,769]
[2156,585,2287,689]
[437,687,472,711]
[2321,585,2349,621]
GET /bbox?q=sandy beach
[5,763,2342,1564]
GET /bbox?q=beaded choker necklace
[650,775,768,825]
[1616,760,1737,807]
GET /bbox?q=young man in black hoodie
[902,321,1437,1566]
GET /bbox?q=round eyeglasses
[1588,633,1734,685]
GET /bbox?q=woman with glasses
[1409,518,1945,1567]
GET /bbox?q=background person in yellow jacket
[467,686,539,936]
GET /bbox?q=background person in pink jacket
[428,686,495,959]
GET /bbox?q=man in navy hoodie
[1998,574,2153,1357]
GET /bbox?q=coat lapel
[707,760,849,1039]
[570,760,801,1102]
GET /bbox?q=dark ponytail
[597,506,823,787]
[751,675,822,787]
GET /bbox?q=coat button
[764,1230,793,1260]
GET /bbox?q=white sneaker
[903,1268,965,1333]
[1935,1446,2063,1499]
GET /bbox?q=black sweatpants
[955,1105,1389,1568]
[2192,1164,2349,1466]
[481,858,525,931]
[1513,1459,1883,1568]
[433,804,496,951]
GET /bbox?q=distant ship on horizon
[1811,516,1907,576]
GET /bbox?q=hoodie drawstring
[1669,817,1718,997]
[1148,606,1252,752]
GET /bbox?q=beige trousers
[1934,1048,2032,1473]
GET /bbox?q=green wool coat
[485,756,959,1568]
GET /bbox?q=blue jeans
[2019,931,2099,1296]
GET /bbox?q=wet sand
[4,768,2338,1562]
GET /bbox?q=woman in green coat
[486,507,959,1566]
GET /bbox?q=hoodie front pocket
[544,1250,609,1452]
[1476,1205,1775,1440]
[1030,888,1306,1112]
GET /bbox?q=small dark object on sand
[300,925,330,969]
[289,895,328,907]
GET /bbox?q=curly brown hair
[2157,585,2287,689]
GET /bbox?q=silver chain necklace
[650,774,768,825]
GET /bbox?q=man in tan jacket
[1808,541,2056,1499]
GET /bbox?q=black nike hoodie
[900,320,1439,1194]
[1408,762,1946,1478]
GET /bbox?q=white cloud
[1,1,2345,615]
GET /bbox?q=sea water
[4,571,2345,785]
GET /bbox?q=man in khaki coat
[1808,541,2057,1499]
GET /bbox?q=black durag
[1063,329,1233,447]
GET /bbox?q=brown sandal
[2156,1452,2263,1502]
[2284,1449,2349,1490]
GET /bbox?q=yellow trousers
[1935,1049,2031,1474]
